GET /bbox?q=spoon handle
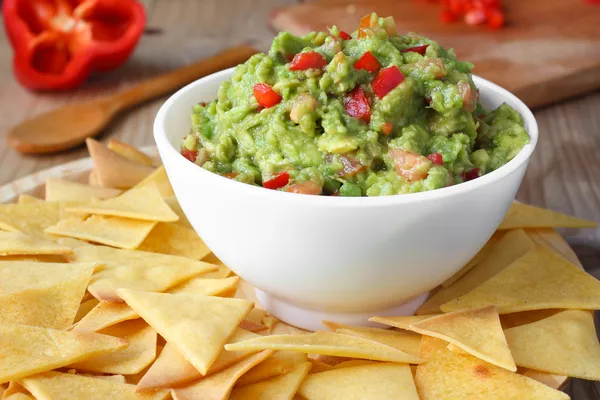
[106,45,258,113]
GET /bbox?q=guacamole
[180,13,529,196]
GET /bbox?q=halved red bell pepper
[2,0,146,91]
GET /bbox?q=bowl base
[254,289,429,332]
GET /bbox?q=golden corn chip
[107,139,154,167]
[74,298,100,324]
[236,351,308,387]
[171,350,273,400]
[414,337,569,400]
[225,331,423,364]
[418,229,535,315]
[499,202,597,230]
[45,178,122,202]
[0,231,72,256]
[368,314,440,331]
[270,320,311,336]
[441,246,600,313]
[78,374,127,383]
[500,309,561,330]
[0,322,127,384]
[164,196,192,228]
[117,289,253,375]
[307,358,334,373]
[526,228,582,267]
[520,369,568,390]
[137,222,211,259]
[230,361,312,400]
[3,381,31,399]
[299,363,419,400]
[239,319,268,333]
[0,202,60,238]
[70,320,157,375]
[333,360,377,369]
[73,302,138,332]
[133,165,175,198]
[505,310,600,380]
[168,276,240,296]
[17,194,43,204]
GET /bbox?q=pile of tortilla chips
[0,140,597,400]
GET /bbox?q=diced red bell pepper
[462,168,481,181]
[288,51,327,71]
[343,86,371,122]
[401,45,429,55]
[427,153,443,165]
[2,0,146,91]
[354,51,380,73]
[372,66,405,99]
[263,171,290,190]
[253,83,282,108]
[285,181,322,195]
[381,122,393,135]
[339,31,352,40]
[181,148,198,163]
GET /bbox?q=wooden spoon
[8,45,258,154]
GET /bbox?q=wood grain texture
[270,0,600,108]
[0,2,598,396]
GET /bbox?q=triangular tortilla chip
[69,320,157,375]
[414,337,569,400]
[333,360,376,369]
[239,319,268,333]
[168,276,240,296]
[409,306,516,371]
[136,329,259,390]
[323,322,421,357]
[3,381,32,399]
[369,314,440,330]
[270,320,311,336]
[45,178,122,202]
[230,361,312,400]
[133,166,174,198]
[236,351,308,387]
[499,202,597,230]
[500,309,561,330]
[441,245,600,313]
[299,363,419,400]
[117,289,253,375]
[73,302,138,332]
[17,194,43,204]
[442,232,503,287]
[171,350,273,400]
[137,222,210,259]
[520,369,568,390]
[0,261,95,329]
[224,331,423,364]
[164,196,192,228]
[0,323,127,384]
[504,310,600,380]
[200,264,234,279]
[526,228,582,267]
[418,229,535,315]
[0,231,72,256]
[71,244,215,302]
[107,139,154,167]
[307,358,334,373]
[78,373,127,383]
[45,215,156,250]
[20,371,169,400]
[67,184,178,222]
[89,169,99,185]
[0,202,60,238]
[86,138,154,189]
[74,298,100,324]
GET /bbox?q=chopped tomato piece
[486,9,505,29]
[343,87,371,122]
[356,28,374,39]
[427,153,444,165]
[289,51,327,71]
[381,122,393,135]
[372,66,405,99]
[286,181,322,195]
[465,9,486,25]
[457,81,477,112]
[401,45,429,55]
[181,148,197,163]
[223,172,238,179]
[263,171,290,190]
[462,168,481,181]
[440,9,460,23]
[354,51,380,73]
[338,155,365,177]
[390,149,432,182]
[253,83,282,108]
[359,14,374,29]
[339,31,352,40]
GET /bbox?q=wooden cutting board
[270,0,600,108]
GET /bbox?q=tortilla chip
[0,231,71,256]
[69,320,157,375]
[0,202,60,238]
[78,373,127,383]
[107,139,154,167]
[520,369,568,390]
[0,261,95,329]
[333,360,377,369]
[299,363,419,400]
[20,371,169,400]
[164,196,192,228]
[262,315,278,333]
[270,321,311,336]
[368,314,440,331]
[236,351,308,387]
[86,138,154,189]
[74,298,100,324]
[71,244,215,302]
[323,322,421,357]
[171,350,273,400]
[442,233,503,287]
[416,337,569,399]
[45,178,122,202]
[168,276,240,297]
[89,169,99,186]
[441,245,600,313]
[66,184,178,222]
[500,309,561,330]
[526,228,582,267]
[137,222,210,259]
[0,322,127,384]
[133,166,175,198]
[499,202,597,230]
[409,306,516,371]
[504,309,600,380]
[117,289,253,375]
[73,302,138,332]
[418,229,535,315]
[230,361,311,400]
[225,331,423,364]
[307,358,335,373]
[17,194,43,204]
[200,264,234,279]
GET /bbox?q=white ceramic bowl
[154,68,538,331]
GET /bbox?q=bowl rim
[154,67,538,208]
